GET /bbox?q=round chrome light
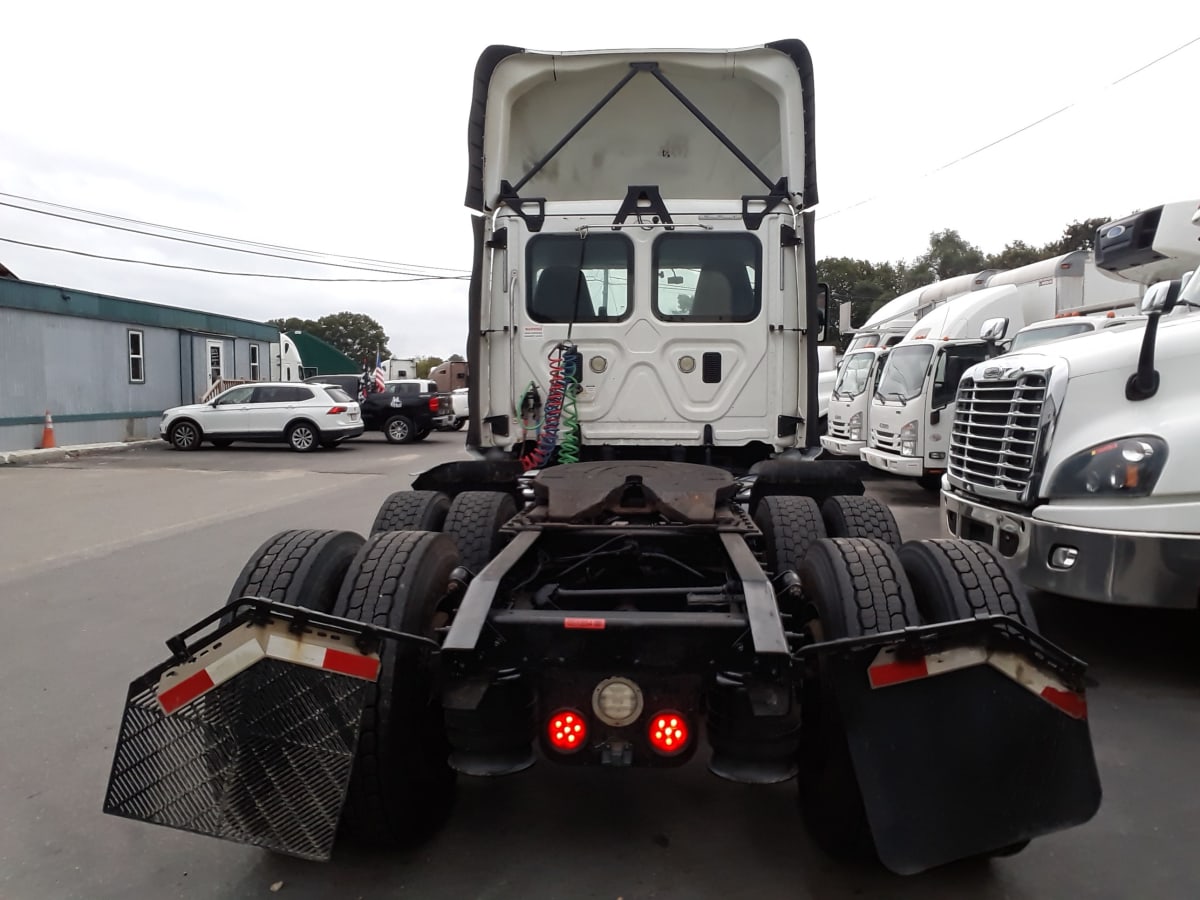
[678,355,696,374]
[592,677,644,727]
[589,355,608,374]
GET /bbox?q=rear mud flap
[817,619,1102,874]
[103,601,398,861]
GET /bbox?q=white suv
[160,383,364,452]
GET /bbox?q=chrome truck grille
[948,373,1048,502]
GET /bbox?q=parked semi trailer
[103,40,1100,876]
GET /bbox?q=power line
[817,34,1200,223]
[0,190,471,275]
[0,236,470,282]
[0,197,469,277]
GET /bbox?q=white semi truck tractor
[941,202,1200,607]
[102,41,1102,876]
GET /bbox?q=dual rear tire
[795,534,1037,862]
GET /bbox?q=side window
[653,233,761,322]
[932,345,990,408]
[284,387,314,402]
[527,234,632,323]
[128,330,145,383]
[217,386,256,405]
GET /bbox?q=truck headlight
[848,412,863,441]
[899,420,917,457]
[1047,436,1167,499]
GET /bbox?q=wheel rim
[292,426,315,450]
[174,424,197,448]
[389,419,409,441]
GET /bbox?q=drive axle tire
[754,495,827,578]
[334,531,458,848]
[226,529,365,616]
[897,538,1038,631]
[370,490,451,536]
[442,491,517,574]
[797,538,920,861]
[820,495,902,549]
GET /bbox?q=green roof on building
[288,331,359,374]
[0,277,279,341]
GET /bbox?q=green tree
[1045,217,1110,254]
[314,312,391,363]
[986,239,1044,270]
[912,229,987,282]
[447,353,466,362]
[415,356,444,378]
[268,316,317,333]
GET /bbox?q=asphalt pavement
[0,435,1197,899]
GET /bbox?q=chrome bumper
[941,490,1200,609]
[861,447,924,477]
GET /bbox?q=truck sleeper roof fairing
[464,42,817,212]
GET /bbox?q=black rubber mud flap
[821,633,1102,874]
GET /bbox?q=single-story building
[0,277,282,451]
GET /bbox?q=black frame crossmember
[501,61,791,231]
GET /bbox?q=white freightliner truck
[823,272,994,458]
[942,202,1200,607]
[861,251,1148,488]
[102,41,1101,876]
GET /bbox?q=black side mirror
[815,282,829,343]
[1127,278,1182,401]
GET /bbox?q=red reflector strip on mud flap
[868,645,1086,719]
[155,620,381,715]
[563,617,606,630]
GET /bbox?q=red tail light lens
[429,396,440,412]
[547,709,587,753]
[326,406,348,415]
[648,711,689,755]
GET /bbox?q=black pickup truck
[360,379,447,443]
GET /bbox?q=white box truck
[824,272,994,458]
[861,251,1146,488]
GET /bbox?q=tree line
[818,216,1109,343]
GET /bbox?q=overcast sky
[1,1,1196,359]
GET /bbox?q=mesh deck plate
[104,658,369,860]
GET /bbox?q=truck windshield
[876,344,933,401]
[1008,321,1094,352]
[833,351,875,398]
[846,333,880,352]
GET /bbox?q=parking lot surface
[1,435,1197,899]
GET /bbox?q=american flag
[373,351,386,393]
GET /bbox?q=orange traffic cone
[40,410,56,449]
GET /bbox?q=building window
[128,330,145,383]
[250,344,261,380]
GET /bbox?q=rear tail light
[429,396,440,413]
[547,709,587,753]
[647,711,689,755]
[326,406,348,415]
